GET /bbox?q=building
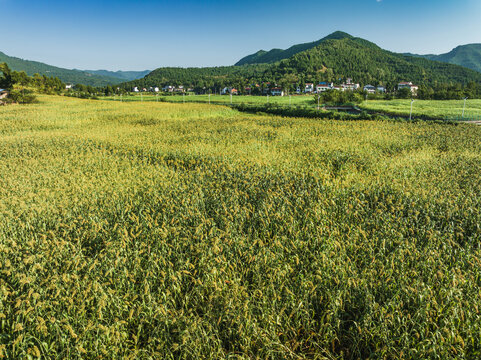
[363,85,376,94]
[305,83,315,93]
[162,85,175,92]
[316,82,333,93]
[65,84,74,90]
[0,89,8,100]
[377,86,386,93]
[398,82,419,94]
[342,82,360,91]
[270,87,284,96]
[133,87,139,92]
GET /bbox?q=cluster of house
[132,86,195,93]
[130,80,419,96]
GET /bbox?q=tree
[0,63,14,90]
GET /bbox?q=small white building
[65,84,74,90]
[316,82,333,93]
[162,85,175,92]
[270,87,284,96]
[133,87,139,92]
[363,85,376,94]
[398,82,419,94]
[342,83,360,91]
[305,83,315,93]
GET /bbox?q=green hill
[123,32,481,91]
[407,44,481,73]
[235,31,378,66]
[268,38,481,86]
[0,51,123,86]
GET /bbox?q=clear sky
[1,0,480,71]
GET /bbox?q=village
[131,79,419,96]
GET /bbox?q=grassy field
[362,98,481,120]
[104,94,481,120]
[1,95,481,359]
[104,93,314,106]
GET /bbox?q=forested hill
[406,44,481,73]
[235,31,379,66]
[0,51,123,86]
[122,34,481,91]
[266,38,481,86]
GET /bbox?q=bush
[8,89,38,104]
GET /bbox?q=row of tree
[0,63,65,103]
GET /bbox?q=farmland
[362,98,481,120]
[103,93,481,120]
[1,95,481,359]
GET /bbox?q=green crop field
[1,95,481,359]
[104,93,313,106]
[362,98,481,120]
[103,94,481,120]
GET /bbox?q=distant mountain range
[404,44,481,73]
[0,51,149,86]
[82,69,151,82]
[124,31,481,91]
[2,32,481,89]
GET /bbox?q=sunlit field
[104,93,313,106]
[1,95,481,359]
[103,93,481,120]
[363,98,481,119]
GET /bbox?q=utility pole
[462,97,468,119]
[289,95,292,106]
[183,93,185,104]
[141,92,143,102]
[317,95,320,110]
[230,93,233,105]
[410,99,415,120]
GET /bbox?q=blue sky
[1,0,480,70]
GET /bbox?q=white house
[162,85,175,92]
[270,87,284,96]
[133,87,139,92]
[305,83,315,93]
[363,85,376,94]
[316,82,333,93]
[398,82,419,94]
[65,84,74,90]
[342,83,360,91]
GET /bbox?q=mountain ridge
[0,51,148,86]
[406,44,481,73]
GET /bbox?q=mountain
[235,31,378,66]
[83,69,151,82]
[406,44,481,73]
[0,51,124,86]
[124,32,481,91]
[267,37,481,85]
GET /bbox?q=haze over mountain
[82,70,151,82]
[0,51,148,86]
[124,32,481,91]
[405,44,481,73]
